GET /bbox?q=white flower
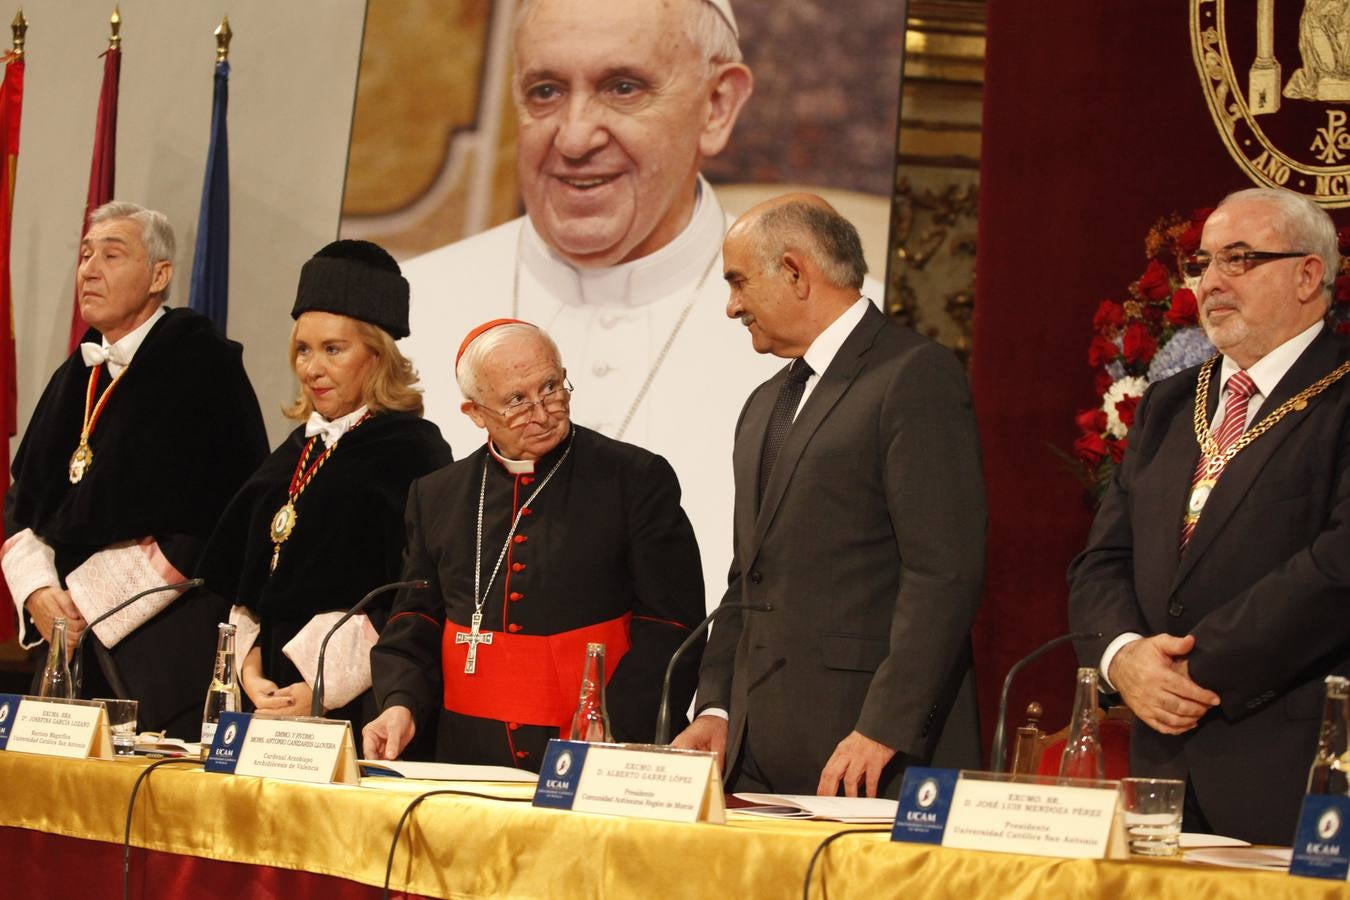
[1102,376,1149,439]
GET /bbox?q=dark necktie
[759,358,813,502]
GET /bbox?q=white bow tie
[80,342,126,369]
[305,412,349,447]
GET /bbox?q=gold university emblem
[1193,0,1350,206]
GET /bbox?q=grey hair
[514,0,742,75]
[455,322,563,403]
[1219,187,1340,303]
[753,201,868,291]
[88,201,177,302]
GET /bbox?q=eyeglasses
[1181,248,1309,279]
[477,378,573,428]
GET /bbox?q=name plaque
[0,696,112,760]
[204,711,359,784]
[942,773,1126,860]
[1290,794,1350,881]
[533,739,725,824]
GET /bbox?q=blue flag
[189,60,230,333]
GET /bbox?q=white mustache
[739,313,756,327]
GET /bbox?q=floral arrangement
[1071,208,1350,500]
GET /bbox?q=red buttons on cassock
[509,592,524,602]
[513,534,528,544]
[520,476,534,486]
[511,562,526,572]
[508,623,523,633]
[521,507,533,516]
[516,750,528,759]
[508,722,520,731]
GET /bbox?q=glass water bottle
[1059,667,1105,781]
[199,623,240,754]
[38,617,74,699]
[566,642,612,743]
[1307,675,1350,795]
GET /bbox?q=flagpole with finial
[215,16,231,63]
[11,10,26,60]
[108,4,121,51]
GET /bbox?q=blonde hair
[284,318,424,420]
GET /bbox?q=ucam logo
[222,722,239,747]
[555,750,573,777]
[1319,807,1342,842]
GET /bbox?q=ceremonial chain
[511,206,723,441]
[459,429,574,674]
[268,412,371,572]
[69,366,128,484]
[1192,355,1350,473]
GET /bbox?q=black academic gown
[4,308,268,737]
[371,425,705,770]
[197,412,451,734]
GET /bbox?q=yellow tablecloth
[1,751,1342,898]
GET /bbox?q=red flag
[67,46,120,352]
[0,52,24,645]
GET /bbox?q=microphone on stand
[310,579,430,717]
[71,579,206,696]
[989,631,1102,774]
[653,601,773,746]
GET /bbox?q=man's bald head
[730,193,868,292]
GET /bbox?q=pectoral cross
[456,611,494,674]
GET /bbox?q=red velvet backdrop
[968,1,1350,756]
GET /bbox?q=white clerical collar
[802,297,870,378]
[1219,319,1324,400]
[305,404,369,448]
[488,441,536,475]
[519,174,726,308]
[82,306,166,377]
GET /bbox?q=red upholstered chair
[1009,702,1133,780]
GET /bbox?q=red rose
[1106,438,1126,464]
[1089,335,1119,367]
[1076,408,1107,434]
[1093,299,1126,333]
[1166,287,1199,325]
[1114,394,1140,429]
[1137,260,1172,301]
[1121,322,1157,365]
[1178,223,1203,256]
[1074,432,1108,466]
[1093,369,1114,395]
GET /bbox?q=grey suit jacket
[697,304,987,794]
[1069,327,1350,845]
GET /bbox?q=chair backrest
[1009,702,1133,780]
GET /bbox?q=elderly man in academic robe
[1,201,268,738]
[364,320,704,769]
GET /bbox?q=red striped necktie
[1181,369,1257,549]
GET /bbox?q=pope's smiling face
[512,0,721,269]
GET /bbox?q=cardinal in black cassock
[367,320,705,770]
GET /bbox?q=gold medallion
[270,501,297,543]
[68,441,93,484]
[1187,478,1215,518]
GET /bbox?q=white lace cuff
[283,612,377,711]
[65,538,187,648]
[0,528,60,648]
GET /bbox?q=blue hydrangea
[1105,360,1126,382]
[1146,326,1215,383]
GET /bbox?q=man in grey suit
[673,194,986,798]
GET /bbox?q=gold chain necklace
[1191,355,1350,474]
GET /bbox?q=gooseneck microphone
[989,631,1102,774]
[310,578,430,717]
[71,578,206,695]
[653,601,773,746]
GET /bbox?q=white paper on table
[359,759,539,783]
[732,793,898,823]
[1179,832,1252,849]
[1183,846,1291,870]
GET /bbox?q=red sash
[440,613,632,731]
